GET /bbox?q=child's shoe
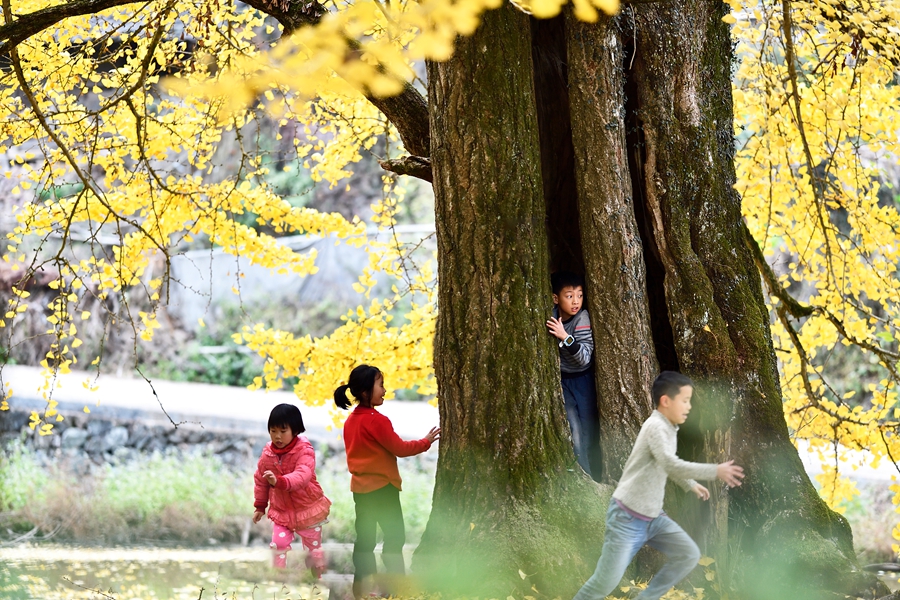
[305,548,326,579]
[617,584,646,600]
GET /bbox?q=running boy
[546,270,599,478]
[572,371,745,600]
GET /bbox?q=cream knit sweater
[612,410,719,518]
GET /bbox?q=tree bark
[417,2,885,597]
[565,13,656,482]
[414,5,607,596]
[627,1,879,597]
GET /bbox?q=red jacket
[254,435,331,531]
[343,405,432,493]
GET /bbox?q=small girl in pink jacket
[253,403,332,576]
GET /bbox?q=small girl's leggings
[352,484,406,589]
[270,522,326,575]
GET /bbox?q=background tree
[0,0,898,598]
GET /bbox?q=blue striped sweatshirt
[552,306,593,376]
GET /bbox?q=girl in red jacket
[334,364,440,598]
[253,403,332,577]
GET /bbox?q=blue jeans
[562,371,599,477]
[573,503,701,600]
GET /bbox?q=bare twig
[781,0,838,286]
[62,577,116,600]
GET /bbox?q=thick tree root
[414,475,612,598]
[733,514,889,600]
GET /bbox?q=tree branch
[742,220,813,318]
[744,220,900,371]
[240,0,431,158]
[344,38,431,158]
[781,0,838,284]
[240,0,325,35]
[1,0,433,166]
[367,82,431,158]
[379,155,432,182]
[0,0,140,54]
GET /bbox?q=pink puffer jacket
[253,435,331,531]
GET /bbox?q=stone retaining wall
[0,408,330,472]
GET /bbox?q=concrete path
[2,365,895,482]
[1,365,440,444]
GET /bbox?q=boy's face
[553,285,583,320]
[658,385,693,425]
[269,424,294,448]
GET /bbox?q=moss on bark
[415,5,608,596]
[415,2,883,597]
[627,0,879,596]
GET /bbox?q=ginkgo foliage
[0,0,448,422]
[0,0,898,558]
[728,0,900,554]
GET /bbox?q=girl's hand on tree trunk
[716,460,745,488]
[425,427,441,444]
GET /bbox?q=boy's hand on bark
[716,460,745,488]
[692,483,710,501]
[263,470,277,486]
[252,510,264,523]
[546,317,567,340]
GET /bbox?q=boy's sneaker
[612,585,644,599]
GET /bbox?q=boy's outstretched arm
[716,460,745,487]
[691,461,744,501]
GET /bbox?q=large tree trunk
[413,5,608,597]
[564,14,657,482]
[625,1,878,598]
[414,2,884,599]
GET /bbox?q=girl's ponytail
[334,384,353,410]
[334,365,382,410]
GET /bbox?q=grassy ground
[1,547,895,600]
[0,547,329,600]
[0,545,714,600]
[0,440,436,548]
[0,440,896,600]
